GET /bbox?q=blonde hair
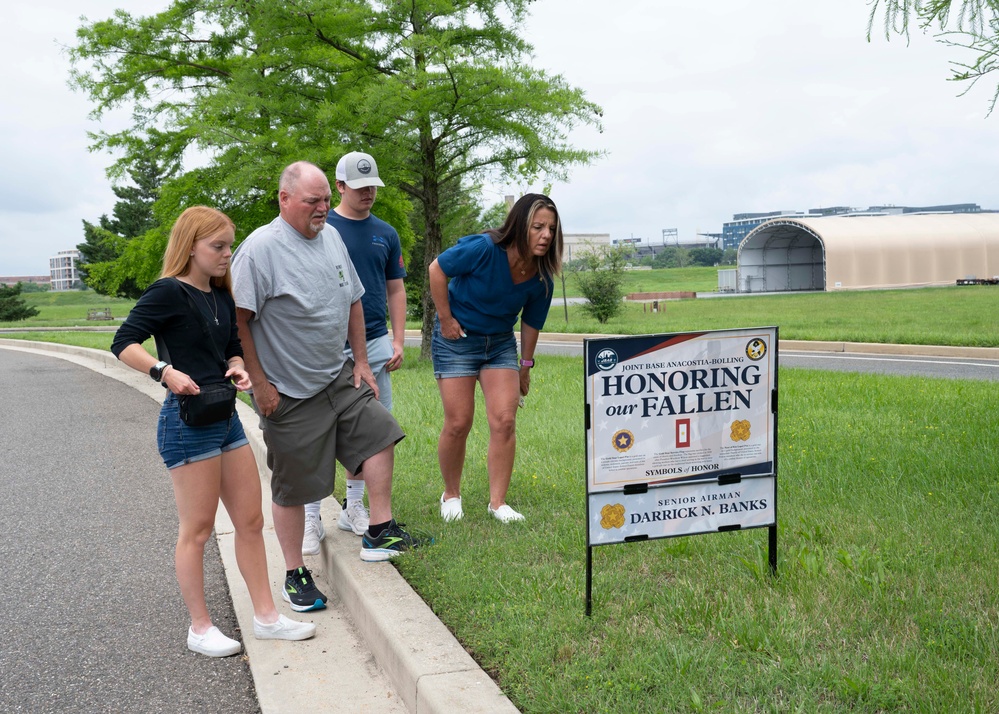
[160,206,236,293]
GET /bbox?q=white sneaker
[187,626,241,657]
[488,504,525,523]
[338,498,369,536]
[440,493,463,522]
[253,614,317,641]
[302,512,325,556]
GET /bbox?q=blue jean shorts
[431,317,518,379]
[157,392,249,470]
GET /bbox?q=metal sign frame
[583,327,779,614]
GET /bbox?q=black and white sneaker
[282,566,328,612]
[360,519,423,562]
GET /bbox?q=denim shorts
[157,392,249,470]
[431,317,518,379]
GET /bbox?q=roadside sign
[583,327,779,613]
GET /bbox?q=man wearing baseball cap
[302,151,409,556]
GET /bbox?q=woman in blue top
[429,194,563,524]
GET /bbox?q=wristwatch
[519,358,534,368]
[149,361,170,381]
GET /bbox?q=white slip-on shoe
[187,626,241,657]
[302,512,325,556]
[440,493,463,522]
[253,614,317,641]
[337,498,370,536]
[488,504,525,523]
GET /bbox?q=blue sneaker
[282,566,328,612]
[360,520,421,562]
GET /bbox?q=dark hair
[486,194,563,288]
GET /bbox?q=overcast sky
[2,1,998,276]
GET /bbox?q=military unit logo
[746,338,767,361]
[612,429,634,453]
[595,348,618,371]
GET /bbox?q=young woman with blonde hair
[112,206,315,656]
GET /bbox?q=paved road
[780,350,999,381]
[523,337,999,382]
[0,350,259,714]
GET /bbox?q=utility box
[718,269,737,293]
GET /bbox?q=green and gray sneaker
[282,566,328,612]
[360,520,421,562]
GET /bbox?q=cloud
[2,0,998,275]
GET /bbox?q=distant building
[722,211,806,250]
[736,213,999,293]
[722,203,990,251]
[49,250,82,291]
[563,233,611,261]
[0,275,50,288]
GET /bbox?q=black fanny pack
[177,382,237,427]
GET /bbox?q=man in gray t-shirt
[232,161,420,614]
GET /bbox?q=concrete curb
[0,338,517,714]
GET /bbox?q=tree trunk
[418,126,441,361]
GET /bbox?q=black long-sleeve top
[111,277,243,387]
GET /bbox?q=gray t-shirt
[231,216,364,399]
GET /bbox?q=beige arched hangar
[736,213,999,292]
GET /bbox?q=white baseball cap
[335,151,385,189]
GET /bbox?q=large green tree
[70,0,603,355]
[869,0,999,112]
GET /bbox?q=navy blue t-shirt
[436,233,553,336]
[327,211,406,342]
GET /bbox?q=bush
[573,245,628,323]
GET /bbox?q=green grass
[8,281,999,348]
[385,351,999,713]
[543,287,999,347]
[558,266,721,297]
[0,291,136,327]
[4,331,997,711]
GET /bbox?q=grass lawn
[7,280,999,348]
[385,352,999,712]
[4,280,998,711]
[557,266,721,297]
[4,291,137,327]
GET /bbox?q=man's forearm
[235,308,269,387]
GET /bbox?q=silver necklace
[198,286,219,325]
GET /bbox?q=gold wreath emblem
[600,503,626,529]
[730,420,751,442]
[612,429,635,453]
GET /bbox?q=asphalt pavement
[0,349,259,713]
